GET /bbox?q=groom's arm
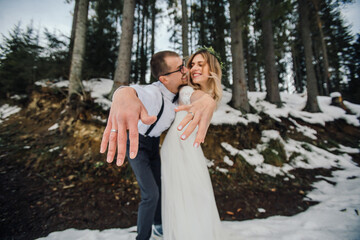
[100,87,157,166]
[100,87,216,165]
[175,90,216,147]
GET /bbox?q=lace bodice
[179,86,195,105]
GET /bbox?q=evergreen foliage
[84,0,121,79]
[0,0,358,107]
[0,24,69,98]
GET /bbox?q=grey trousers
[127,134,162,240]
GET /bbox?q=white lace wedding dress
[160,86,225,240]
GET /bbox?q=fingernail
[181,135,186,140]
[107,157,112,163]
[178,125,182,130]
[194,143,199,148]
[130,152,135,159]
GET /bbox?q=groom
[100,51,216,240]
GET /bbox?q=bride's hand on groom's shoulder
[175,92,216,147]
[100,87,157,166]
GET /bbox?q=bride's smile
[190,54,211,90]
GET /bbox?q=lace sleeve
[179,86,194,105]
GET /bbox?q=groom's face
[159,56,188,94]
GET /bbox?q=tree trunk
[211,0,229,87]
[245,29,256,91]
[134,4,141,83]
[68,0,89,101]
[69,0,79,67]
[313,40,324,96]
[257,65,263,92]
[150,0,156,57]
[229,0,250,113]
[299,0,321,112]
[246,52,256,91]
[312,0,330,95]
[291,44,304,93]
[199,0,205,46]
[140,3,147,84]
[181,0,189,58]
[110,0,136,96]
[260,0,281,106]
[150,0,157,83]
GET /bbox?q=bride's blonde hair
[186,49,222,103]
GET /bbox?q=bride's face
[190,54,211,91]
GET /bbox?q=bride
[160,48,225,240]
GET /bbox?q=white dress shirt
[131,81,178,137]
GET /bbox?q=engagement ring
[188,111,194,118]
[111,129,118,133]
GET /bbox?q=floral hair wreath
[195,46,224,70]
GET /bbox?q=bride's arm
[175,90,216,147]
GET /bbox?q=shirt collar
[153,81,176,102]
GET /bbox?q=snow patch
[223,156,234,166]
[0,104,21,124]
[48,123,59,131]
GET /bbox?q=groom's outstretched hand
[100,87,157,166]
[175,91,216,147]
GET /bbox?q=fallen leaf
[63,184,75,189]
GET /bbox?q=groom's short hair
[151,51,179,80]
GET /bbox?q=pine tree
[149,0,158,83]
[321,0,353,93]
[299,0,321,112]
[229,0,250,112]
[68,0,79,67]
[40,28,69,80]
[68,0,89,102]
[345,34,360,103]
[181,0,189,57]
[312,0,330,95]
[0,24,42,97]
[243,20,256,92]
[259,0,282,106]
[110,0,136,96]
[84,0,120,79]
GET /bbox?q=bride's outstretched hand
[175,92,216,147]
[100,87,156,166]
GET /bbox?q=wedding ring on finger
[110,129,118,133]
[188,111,195,118]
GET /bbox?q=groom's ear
[159,76,167,84]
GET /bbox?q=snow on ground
[37,154,360,239]
[223,161,360,240]
[221,129,357,178]
[33,78,360,127]
[0,103,21,124]
[35,78,113,111]
[2,79,360,239]
[48,123,59,131]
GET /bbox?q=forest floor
[0,88,359,240]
